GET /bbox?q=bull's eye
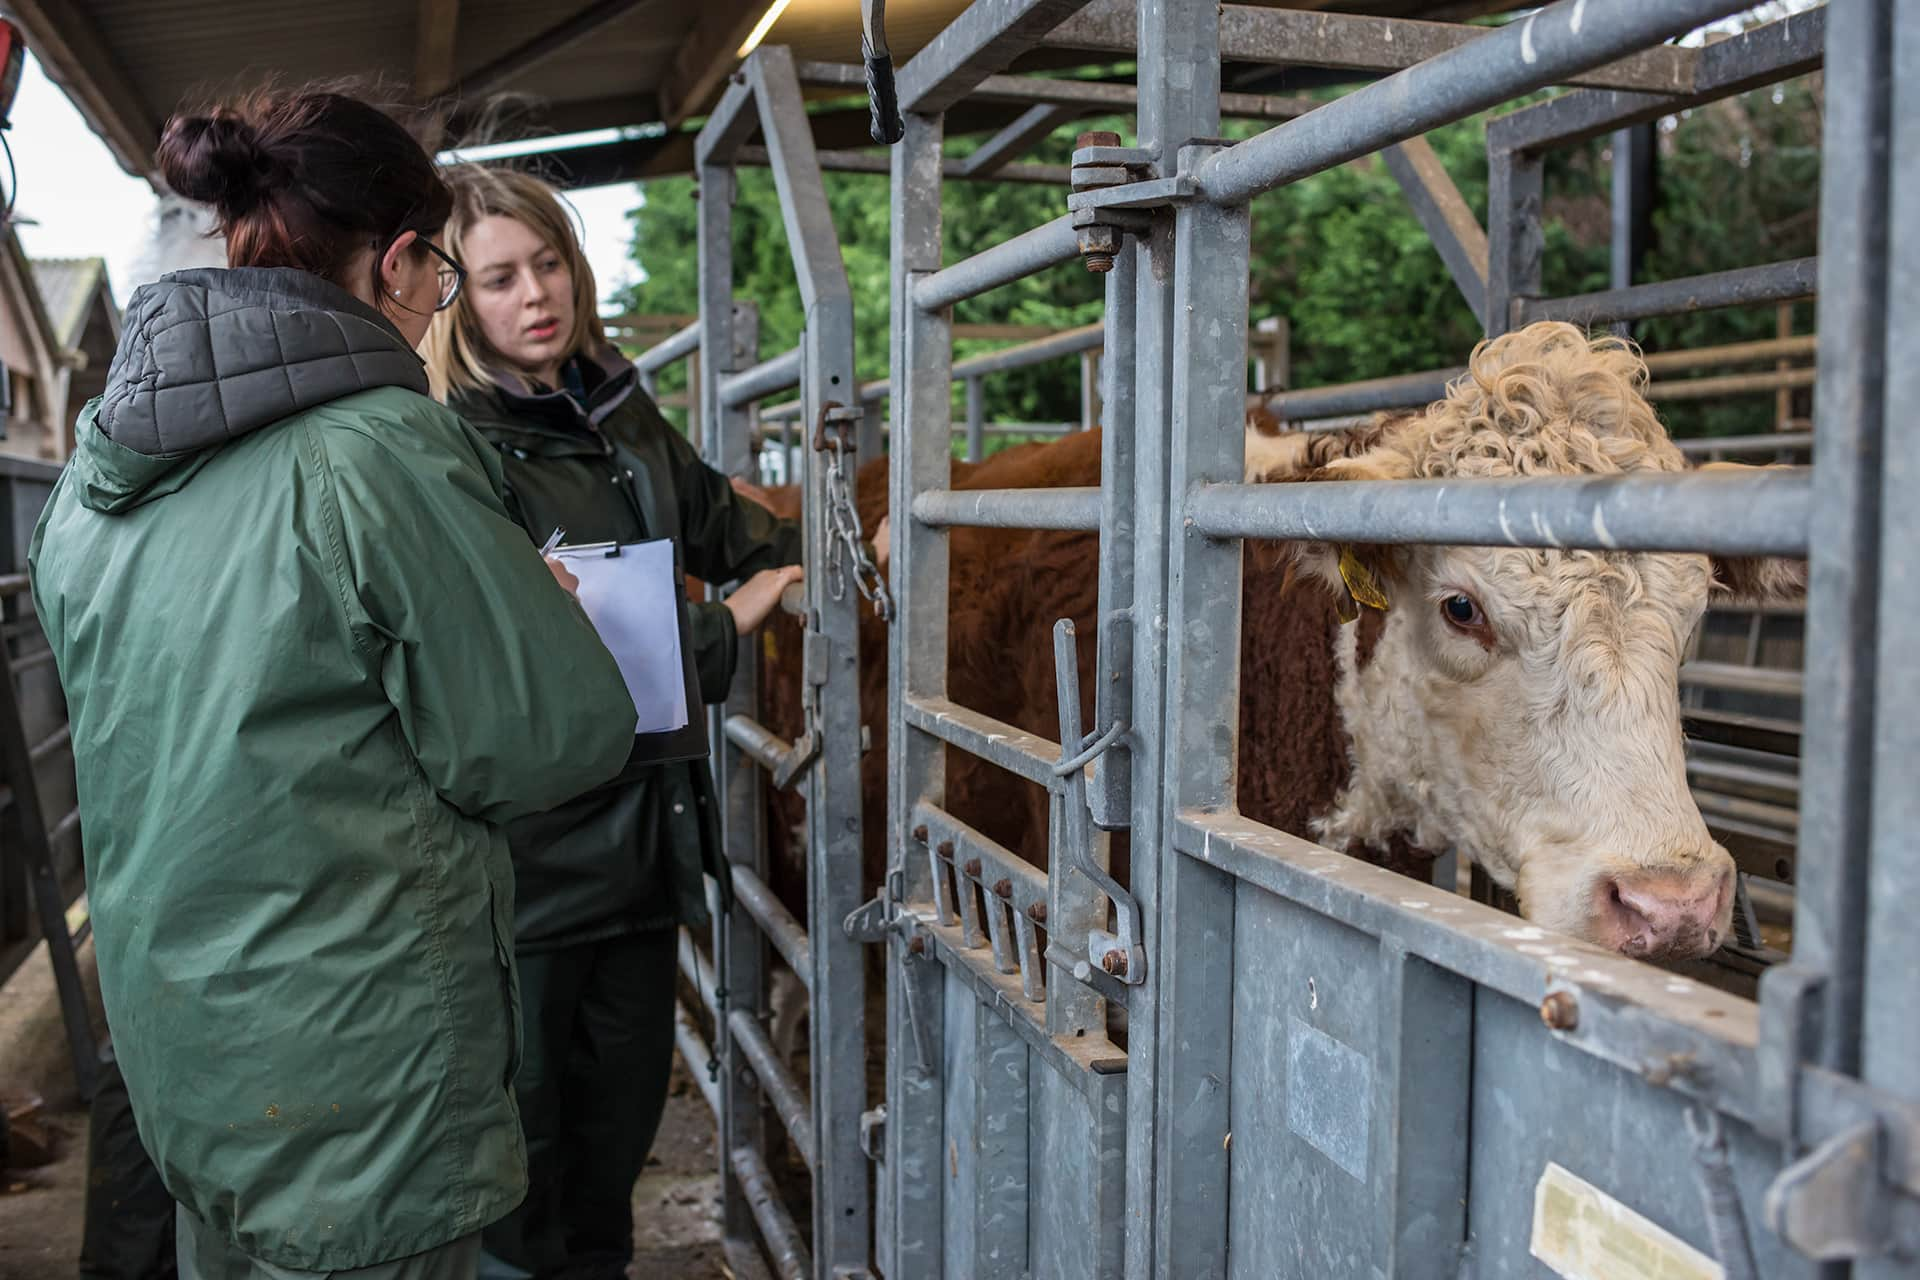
[1441,593,1485,630]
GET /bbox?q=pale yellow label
[1530,1162,1723,1280]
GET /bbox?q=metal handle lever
[1053,618,1145,984]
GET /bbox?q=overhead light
[737,0,796,58]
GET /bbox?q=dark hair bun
[157,112,278,216]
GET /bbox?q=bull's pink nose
[1599,866,1733,959]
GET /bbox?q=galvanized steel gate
[860,0,1920,1277]
[666,1,1920,1276]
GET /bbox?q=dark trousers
[481,930,678,1279]
[81,1043,177,1280]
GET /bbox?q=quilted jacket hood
[73,267,428,511]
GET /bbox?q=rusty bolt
[1076,222,1119,274]
[1539,990,1579,1032]
[963,858,981,879]
[1101,950,1128,977]
[1077,129,1121,151]
[908,936,926,956]
[1026,902,1048,924]
[937,840,955,861]
[912,824,928,845]
[992,878,1012,899]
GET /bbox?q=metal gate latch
[844,868,938,1072]
[1764,1120,1908,1261]
[1052,617,1146,984]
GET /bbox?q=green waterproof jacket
[446,348,801,945]
[29,268,638,1268]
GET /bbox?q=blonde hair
[424,164,609,399]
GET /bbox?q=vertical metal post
[697,158,767,1256]
[1862,0,1918,1233]
[1609,121,1656,338]
[965,375,985,462]
[1130,0,1222,1274]
[1485,144,1543,337]
[886,108,951,1280]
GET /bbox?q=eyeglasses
[419,237,466,312]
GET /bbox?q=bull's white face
[1258,320,1800,961]
[1315,543,1736,960]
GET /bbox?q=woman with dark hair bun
[29,87,639,1278]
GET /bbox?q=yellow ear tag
[1338,546,1391,616]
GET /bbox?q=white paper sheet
[552,539,688,735]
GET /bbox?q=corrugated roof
[28,257,110,350]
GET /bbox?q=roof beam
[961,102,1080,176]
[1047,0,1702,96]
[796,60,1317,121]
[414,0,463,98]
[443,0,651,102]
[660,0,775,127]
[1380,137,1488,320]
[897,0,1102,115]
[5,0,160,182]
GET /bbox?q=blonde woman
[425,164,826,1278]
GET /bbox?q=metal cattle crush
[647,0,1920,1275]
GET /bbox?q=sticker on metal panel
[1284,1015,1371,1182]
[1529,1162,1723,1280]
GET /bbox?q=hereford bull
[739,322,1799,968]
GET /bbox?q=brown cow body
[751,428,1405,923]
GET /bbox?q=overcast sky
[8,53,643,310]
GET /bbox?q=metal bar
[1187,469,1811,556]
[720,347,802,407]
[1681,661,1804,700]
[730,1007,817,1168]
[723,714,797,776]
[751,49,855,319]
[963,102,1082,176]
[914,215,1081,312]
[1648,368,1818,402]
[883,109,950,1280]
[952,322,1105,378]
[1865,0,1920,1134]
[1252,366,1461,423]
[1675,432,1813,459]
[1381,137,1489,321]
[1642,335,1819,373]
[914,801,1050,906]
[964,378,985,463]
[1088,249,1136,832]
[674,1002,723,1119]
[902,695,1060,791]
[896,0,1102,114]
[1486,144,1543,337]
[28,726,69,766]
[1050,0,1699,94]
[1516,257,1819,329]
[911,486,1102,531]
[1487,7,1827,156]
[1194,0,1754,208]
[694,75,761,169]
[738,144,1074,186]
[1766,0,1891,1144]
[679,928,720,1017]
[635,320,702,375]
[732,864,811,989]
[1610,121,1656,338]
[729,1145,811,1280]
[795,59,1319,120]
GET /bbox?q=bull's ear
[1692,461,1808,604]
[1710,555,1806,604]
[1274,446,1415,619]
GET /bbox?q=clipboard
[550,536,710,768]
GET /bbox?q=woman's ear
[379,230,420,298]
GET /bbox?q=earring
[392,289,402,298]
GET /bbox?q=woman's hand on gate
[870,515,890,570]
[725,565,805,633]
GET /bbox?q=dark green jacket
[447,348,801,946]
[30,268,638,1267]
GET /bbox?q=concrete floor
[0,938,737,1280]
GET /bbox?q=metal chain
[818,413,894,623]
